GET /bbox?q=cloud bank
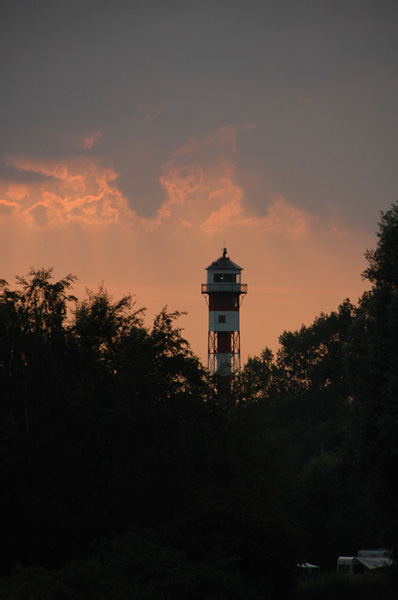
[1,124,356,247]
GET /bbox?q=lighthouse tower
[201,248,247,375]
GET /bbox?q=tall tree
[347,201,398,545]
[0,269,80,569]
[1,268,77,466]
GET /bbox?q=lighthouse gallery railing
[201,283,248,294]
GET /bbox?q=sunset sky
[1,1,397,364]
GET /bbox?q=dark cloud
[1,1,397,227]
[0,159,54,184]
[234,62,398,231]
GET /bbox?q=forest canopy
[1,202,398,598]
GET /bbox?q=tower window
[214,273,237,283]
[218,315,226,323]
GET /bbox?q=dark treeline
[1,203,398,598]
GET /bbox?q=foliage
[236,202,398,565]
[294,571,394,600]
[2,202,398,596]
[344,201,398,544]
[363,201,398,288]
[0,268,296,596]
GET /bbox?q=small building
[337,549,392,575]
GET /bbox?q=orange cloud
[83,131,102,150]
[201,194,353,240]
[9,158,86,193]
[148,125,354,241]
[3,157,136,228]
[140,125,240,230]
[7,184,29,201]
[0,198,20,217]
[201,194,312,237]
[1,125,357,241]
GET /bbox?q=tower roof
[206,248,243,271]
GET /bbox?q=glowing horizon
[1,2,396,365]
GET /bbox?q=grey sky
[2,0,397,228]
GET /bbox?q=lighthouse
[201,248,247,375]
